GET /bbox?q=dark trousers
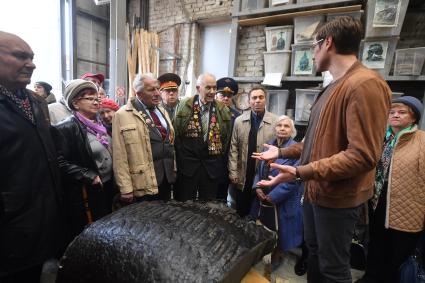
[135,179,171,202]
[158,178,172,201]
[235,186,255,217]
[364,200,422,283]
[303,201,360,283]
[0,264,42,283]
[174,166,218,201]
[216,181,229,200]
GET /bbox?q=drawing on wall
[270,30,288,51]
[362,41,389,69]
[294,50,314,75]
[372,0,402,27]
[296,93,316,121]
[296,21,321,42]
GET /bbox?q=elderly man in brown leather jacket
[254,17,391,283]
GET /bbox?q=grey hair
[133,73,156,93]
[196,73,216,86]
[275,115,297,138]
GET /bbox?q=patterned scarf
[371,125,413,209]
[75,111,109,148]
[184,95,222,155]
[0,85,35,124]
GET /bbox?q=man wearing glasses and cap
[158,73,181,119]
[215,77,241,201]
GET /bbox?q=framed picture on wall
[372,0,402,27]
[293,49,314,75]
[270,30,289,51]
[361,40,389,69]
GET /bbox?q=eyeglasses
[79,97,102,103]
[311,38,324,50]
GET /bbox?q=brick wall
[128,0,235,96]
[236,25,266,77]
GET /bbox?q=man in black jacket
[0,31,62,283]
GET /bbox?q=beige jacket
[228,110,278,189]
[386,127,425,232]
[112,98,175,197]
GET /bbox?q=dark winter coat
[0,89,62,276]
[53,116,112,245]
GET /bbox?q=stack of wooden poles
[127,24,160,97]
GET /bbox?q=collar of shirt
[136,96,168,130]
[198,96,211,111]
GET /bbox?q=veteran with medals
[173,73,232,201]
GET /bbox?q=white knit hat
[64,79,98,110]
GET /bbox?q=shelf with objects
[229,0,425,134]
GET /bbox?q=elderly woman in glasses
[251,115,303,270]
[358,96,425,283]
[53,79,115,246]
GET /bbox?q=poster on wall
[294,50,314,75]
[362,41,389,69]
[372,0,402,27]
[270,30,289,51]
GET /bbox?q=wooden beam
[236,0,360,17]
[238,5,361,26]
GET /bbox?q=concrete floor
[41,250,365,283]
[253,249,365,283]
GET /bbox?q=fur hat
[64,79,98,110]
[392,96,423,122]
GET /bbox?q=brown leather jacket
[282,61,392,208]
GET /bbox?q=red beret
[101,98,119,111]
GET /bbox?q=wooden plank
[155,33,160,76]
[126,24,137,97]
[238,5,361,26]
[240,268,269,283]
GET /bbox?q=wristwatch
[294,167,303,182]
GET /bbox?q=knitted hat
[64,79,98,110]
[392,96,423,122]
[101,98,120,111]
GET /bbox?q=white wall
[0,0,62,96]
[200,22,231,79]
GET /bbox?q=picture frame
[372,0,402,27]
[362,41,389,69]
[292,48,315,75]
[270,30,289,51]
